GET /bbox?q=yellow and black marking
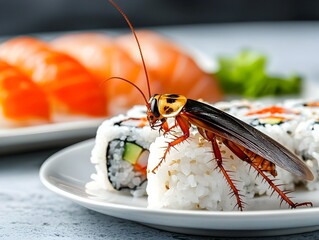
[151,94,187,118]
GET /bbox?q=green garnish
[215,50,302,98]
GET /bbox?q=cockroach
[109,0,314,210]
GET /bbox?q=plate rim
[0,118,105,137]
[0,118,105,154]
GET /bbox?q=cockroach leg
[206,131,244,211]
[159,120,169,134]
[152,115,190,173]
[223,139,313,208]
[160,119,178,136]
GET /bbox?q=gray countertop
[1,22,319,239]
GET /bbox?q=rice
[147,132,252,210]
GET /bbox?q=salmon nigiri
[116,30,223,102]
[0,60,50,127]
[0,37,107,120]
[51,33,159,116]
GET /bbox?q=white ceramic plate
[40,139,319,237]
[0,119,104,154]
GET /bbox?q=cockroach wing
[183,99,314,180]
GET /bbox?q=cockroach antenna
[109,0,152,99]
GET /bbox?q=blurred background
[1,0,319,35]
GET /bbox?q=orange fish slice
[246,106,294,116]
[116,30,223,102]
[0,60,50,127]
[51,33,159,116]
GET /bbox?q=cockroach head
[147,94,164,128]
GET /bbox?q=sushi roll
[293,119,319,190]
[242,105,299,153]
[87,106,158,197]
[241,104,319,191]
[236,104,319,191]
[147,131,255,211]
